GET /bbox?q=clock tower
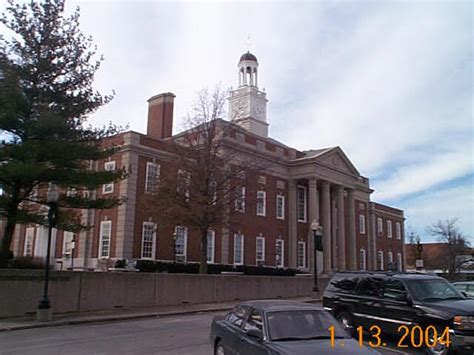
[228,52,269,137]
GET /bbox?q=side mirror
[461,291,468,298]
[246,328,263,341]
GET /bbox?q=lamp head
[311,220,319,232]
[47,187,60,203]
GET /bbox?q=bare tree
[148,86,271,274]
[427,218,471,275]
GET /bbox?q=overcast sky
[2,0,473,243]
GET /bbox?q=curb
[0,298,321,333]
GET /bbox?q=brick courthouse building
[10,52,405,273]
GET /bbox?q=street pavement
[0,311,424,355]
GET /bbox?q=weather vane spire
[246,34,252,51]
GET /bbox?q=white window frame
[99,221,112,258]
[235,186,246,212]
[359,248,366,271]
[256,235,265,264]
[297,186,307,222]
[377,217,383,236]
[256,190,266,216]
[234,233,244,265]
[102,161,116,194]
[397,252,403,271]
[141,222,156,259]
[297,241,306,269]
[145,162,160,193]
[174,226,188,261]
[396,222,402,240]
[276,195,285,220]
[24,227,35,256]
[377,250,384,271]
[275,238,284,268]
[387,220,393,238]
[207,229,215,264]
[359,214,366,234]
[388,251,394,264]
[63,231,74,257]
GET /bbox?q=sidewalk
[0,296,321,332]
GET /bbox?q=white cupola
[228,52,269,137]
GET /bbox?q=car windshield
[406,279,465,302]
[266,310,348,341]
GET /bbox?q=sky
[1,0,473,243]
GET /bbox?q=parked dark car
[323,271,474,355]
[453,282,474,299]
[209,299,381,354]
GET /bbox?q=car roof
[332,271,443,281]
[238,300,323,312]
[453,281,474,285]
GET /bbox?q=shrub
[135,260,302,276]
[10,256,45,269]
[114,259,127,268]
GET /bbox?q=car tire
[336,311,354,336]
[424,332,450,355]
[214,341,225,355]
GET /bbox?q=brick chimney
[147,92,175,140]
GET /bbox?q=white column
[321,181,332,274]
[288,180,298,268]
[308,177,318,272]
[348,189,357,270]
[337,186,346,270]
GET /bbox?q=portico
[287,147,373,274]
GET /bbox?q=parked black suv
[323,271,474,354]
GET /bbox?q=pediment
[315,147,360,176]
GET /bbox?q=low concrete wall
[0,270,327,318]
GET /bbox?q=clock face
[231,99,248,119]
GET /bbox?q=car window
[266,310,348,341]
[357,277,384,297]
[406,279,464,301]
[226,306,247,328]
[466,285,474,297]
[243,308,263,332]
[327,274,359,293]
[383,279,408,300]
[454,284,467,292]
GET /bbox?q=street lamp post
[311,220,323,292]
[37,187,59,322]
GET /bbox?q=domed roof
[239,51,258,63]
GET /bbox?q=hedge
[135,260,303,276]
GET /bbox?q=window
[63,231,75,256]
[383,279,408,300]
[234,233,244,265]
[177,170,190,201]
[99,221,112,258]
[359,215,366,234]
[244,309,263,332]
[256,235,265,264]
[141,222,156,259]
[377,250,384,271]
[256,191,266,216]
[297,241,306,269]
[102,161,116,194]
[397,252,403,271]
[145,162,160,193]
[275,239,284,267]
[24,227,34,256]
[377,217,383,236]
[359,248,366,271]
[226,306,246,327]
[276,195,285,220]
[66,188,77,197]
[388,251,393,264]
[297,186,307,222]
[174,226,187,261]
[396,222,402,240]
[235,186,245,212]
[207,230,215,264]
[387,220,393,238]
[357,277,384,297]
